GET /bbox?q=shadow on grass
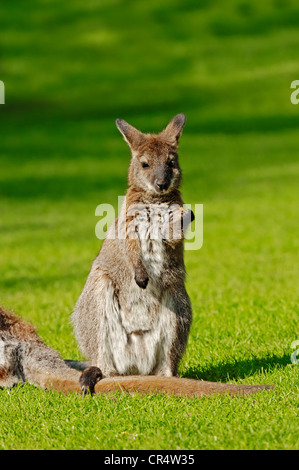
[183,353,291,382]
[0,272,85,292]
[0,174,126,201]
[210,7,299,37]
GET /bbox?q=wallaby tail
[42,371,273,398]
[43,376,82,394]
[92,375,273,398]
[28,365,82,394]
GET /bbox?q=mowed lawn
[0,0,298,450]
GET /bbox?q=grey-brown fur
[72,114,193,377]
[0,306,82,390]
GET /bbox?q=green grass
[0,0,298,450]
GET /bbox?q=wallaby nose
[155,180,168,191]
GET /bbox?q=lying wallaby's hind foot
[92,375,274,398]
[79,366,103,396]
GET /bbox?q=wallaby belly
[103,235,176,375]
[106,286,176,376]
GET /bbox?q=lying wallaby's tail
[44,371,273,397]
[93,375,273,397]
[43,375,82,394]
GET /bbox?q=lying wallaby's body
[0,115,273,397]
[0,306,83,391]
[0,306,272,397]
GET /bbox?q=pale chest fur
[105,205,177,375]
[137,202,171,278]
[140,238,165,278]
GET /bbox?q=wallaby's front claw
[134,265,149,289]
[135,276,149,289]
[182,208,194,223]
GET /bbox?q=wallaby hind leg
[20,340,83,392]
[72,268,121,377]
[152,290,192,378]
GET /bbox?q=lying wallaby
[0,115,272,397]
[0,307,271,396]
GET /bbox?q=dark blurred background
[2,1,299,132]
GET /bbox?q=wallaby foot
[79,366,103,396]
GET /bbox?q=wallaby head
[115,113,186,195]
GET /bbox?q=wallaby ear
[115,119,146,151]
[159,113,186,147]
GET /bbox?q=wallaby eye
[141,162,150,169]
[168,160,175,168]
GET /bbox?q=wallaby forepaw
[79,366,103,396]
[182,208,195,224]
[135,276,149,289]
[134,265,149,289]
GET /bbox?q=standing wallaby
[0,115,272,397]
[72,114,193,379]
[70,114,272,396]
